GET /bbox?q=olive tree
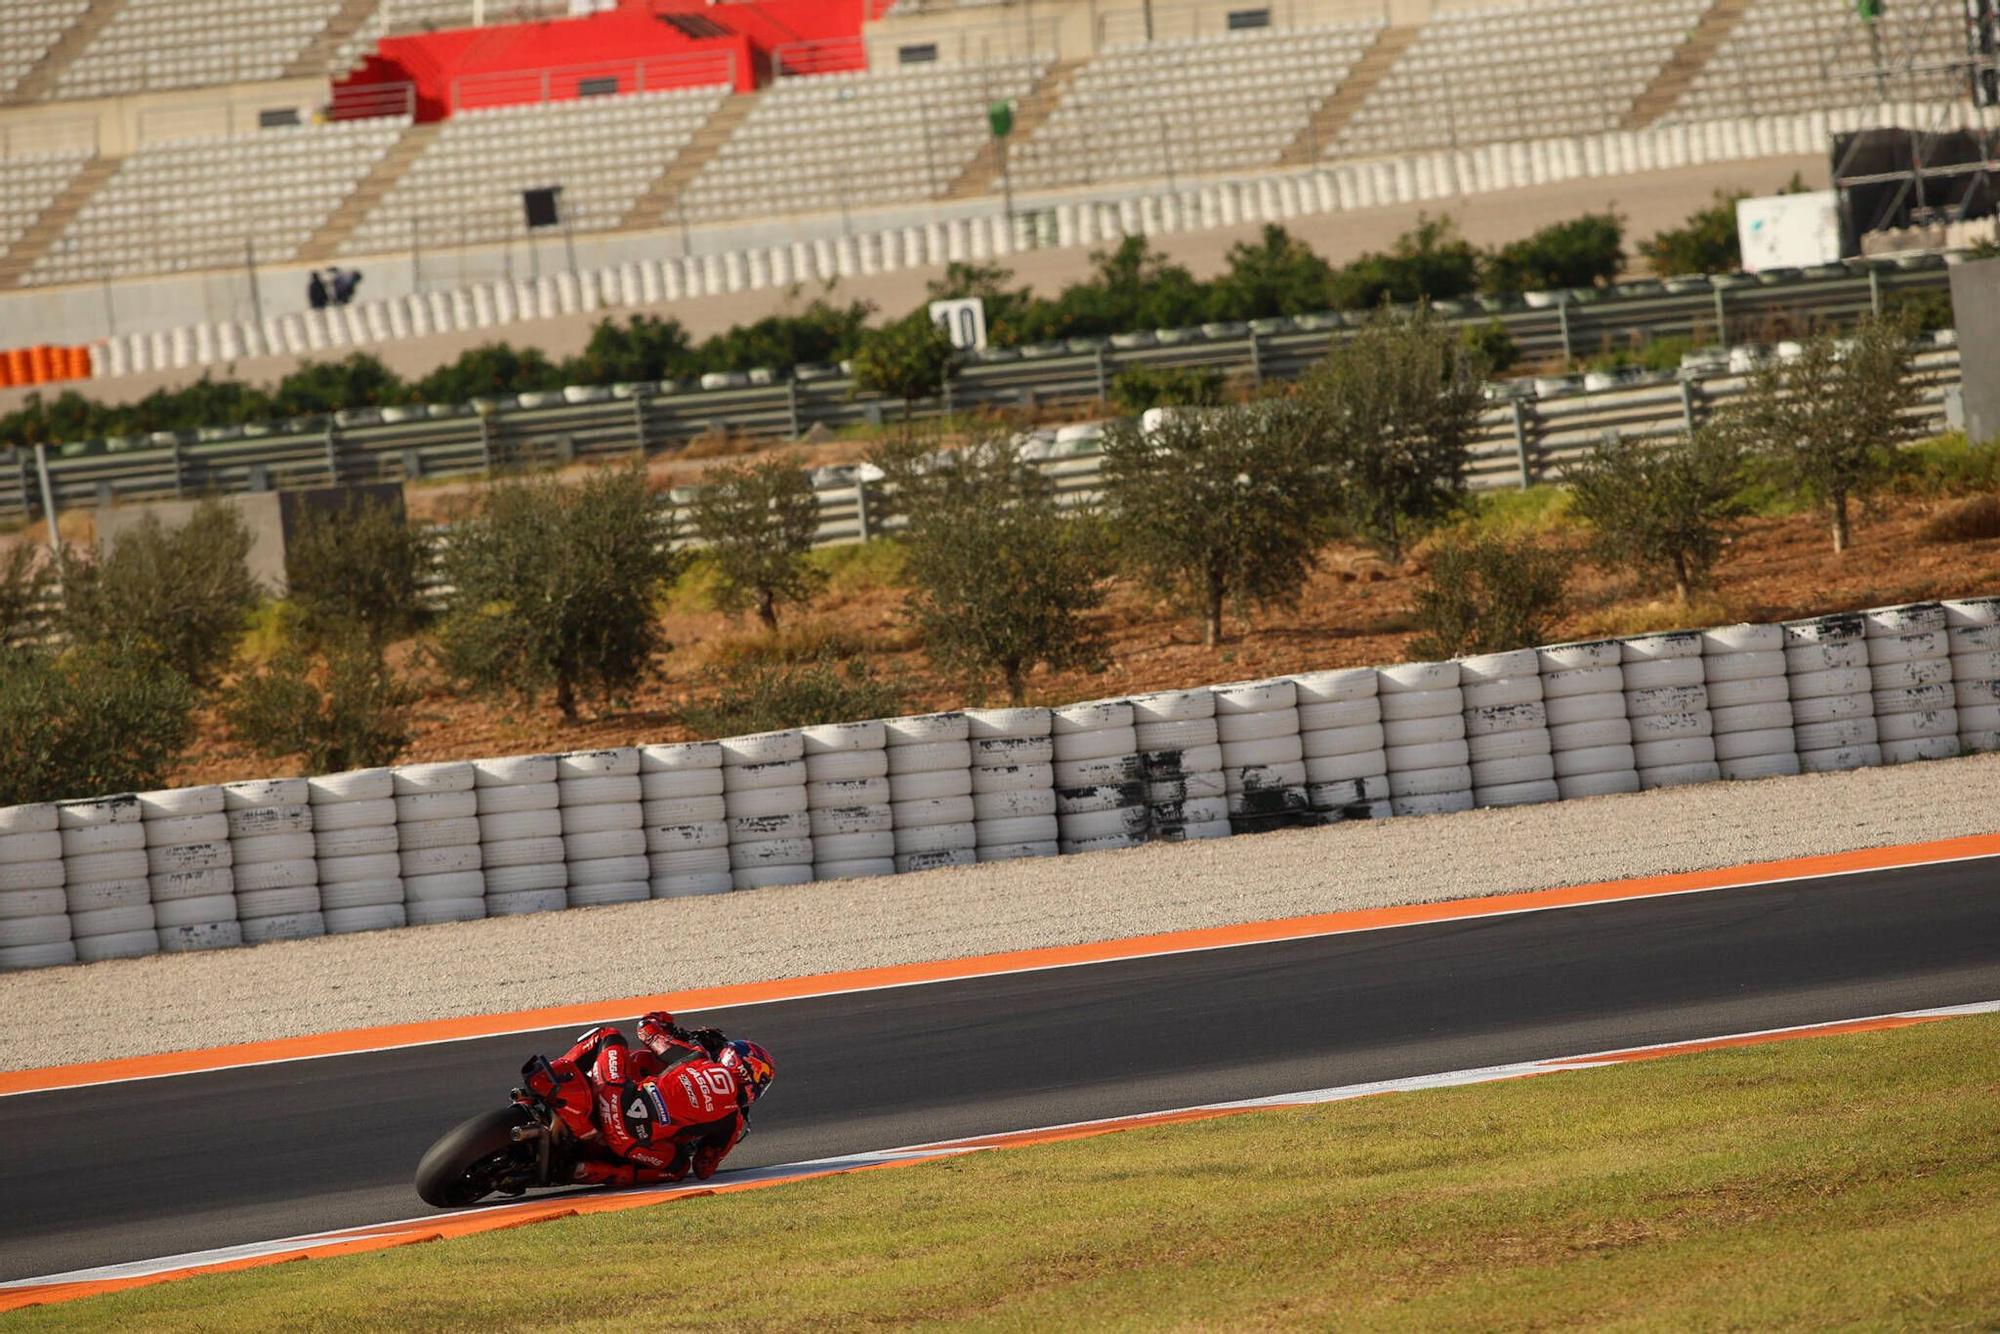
[1299,306,1488,563]
[1100,401,1334,648]
[872,433,1109,701]
[0,646,195,804]
[225,638,414,773]
[851,311,956,435]
[685,456,826,631]
[1719,315,1920,552]
[57,499,261,689]
[1566,428,1745,600]
[1406,533,1568,660]
[434,465,684,720]
[285,497,431,654]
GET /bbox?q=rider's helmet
[720,1039,776,1103]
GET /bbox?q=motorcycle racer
[519,1012,774,1187]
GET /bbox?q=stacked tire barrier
[1,803,70,970]
[9,593,2000,971]
[966,708,1060,861]
[1458,650,1558,808]
[556,750,648,906]
[1701,625,1799,781]
[475,754,565,917]
[1295,669,1389,821]
[59,795,155,963]
[642,743,732,898]
[1053,700,1150,854]
[1864,603,1960,765]
[1945,598,2000,753]
[887,713,977,874]
[1215,680,1313,834]
[1784,614,1880,771]
[1131,690,1229,842]
[308,768,403,936]
[224,780,323,944]
[1380,662,1473,816]
[803,722,893,882]
[1621,632,1719,790]
[722,731,812,891]
[392,762,482,927]
[1542,640,1640,798]
[143,786,239,954]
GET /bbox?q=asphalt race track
[3,859,1997,1281]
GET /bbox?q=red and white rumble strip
[4,998,1994,1314]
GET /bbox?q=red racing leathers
[526,1014,750,1187]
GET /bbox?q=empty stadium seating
[1333,0,1708,157]
[1012,23,1382,188]
[677,59,1046,221]
[0,0,88,98]
[329,1,575,84]
[338,86,726,255]
[54,0,338,100]
[1663,0,1964,121]
[0,149,89,254]
[24,118,407,286]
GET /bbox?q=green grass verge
[19,1013,2000,1331]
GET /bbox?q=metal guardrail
[0,265,1959,526]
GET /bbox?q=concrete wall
[1949,256,2000,444]
[0,78,330,160]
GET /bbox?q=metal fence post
[1509,397,1532,489]
[1556,301,1572,368]
[1868,268,1882,317]
[854,480,872,542]
[34,444,61,554]
[631,389,648,457]
[1247,330,1264,386]
[169,435,185,499]
[1679,376,1698,434]
[941,375,955,419]
[477,411,494,474]
[1093,343,1108,402]
[323,422,340,486]
[1712,286,1727,344]
[786,379,801,440]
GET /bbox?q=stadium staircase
[296,121,439,263]
[286,0,386,82]
[1622,0,1753,128]
[7,0,127,104]
[0,156,119,290]
[946,60,1083,199]
[619,90,758,230]
[1279,24,1419,166]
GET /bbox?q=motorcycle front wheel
[414,1104,537,1208]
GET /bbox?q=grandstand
[0,0,1988,362]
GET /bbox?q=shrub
[878,433,1110,702]
[1482,213,1624,295]
[1407,534,1569,659]
[1205,225,1338,320]
[272,354,409,416]
[1101,400,1333,647]
[57,499,261,689]
[224,638,414,772]
[1892,432,2000,496]
[1109,365,1227,414]
[1715,314,1920,551]
[434,465,684,719]
[676,653,904,737]
[851,310,957,430]
[1462,319,1520,374]
[1327,215,1481,309]
[0,647,195,804]
[1918,494,2000,544]
[1639,191,1747,276]
[1566,429,1745,599]
[685,456,826,630]
[1299,306,1488,562]
[1884,286,1953,335]
[285,497,430,652]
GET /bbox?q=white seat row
[0,0,89,97]
[54,0,339,99]
[0,148,91,254]
[1663,0,1965,121]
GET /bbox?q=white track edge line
[4,845,1992,1099]
[6,997,1994,1294]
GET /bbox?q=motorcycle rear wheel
[415,1105,537,1208]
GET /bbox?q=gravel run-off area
[4,753,1995,1073]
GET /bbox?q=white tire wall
[138,786,233,952]
[723,732,812,890]
[1944,598,2000,753]
[804,724,891,881]
[1864,603,1959,765]
[1293,670,1387,820]
[1131,690,1226,841]
[471,756,562,918]
[1214,680,1311,833]
[967,707,1056,861]
[1053,700,1148,854]
[1700,625,1799,780]
[886,714,974,871]
[311,770,405,934]
[1786,614,1877,772]
[55,792,157,960]
[1379,661,1470,817]
[555,750,644,904]
[1620,632,1718,789]
[1539,641,1636,799]
[0,801,72,970]
[1458,650,1554,809]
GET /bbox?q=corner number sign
[929,297,987,351]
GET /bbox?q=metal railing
[448,50,738,112]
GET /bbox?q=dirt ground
[164,487,2000,786]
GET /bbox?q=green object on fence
[988,101,1014,138]
[1855,0,1880,19]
